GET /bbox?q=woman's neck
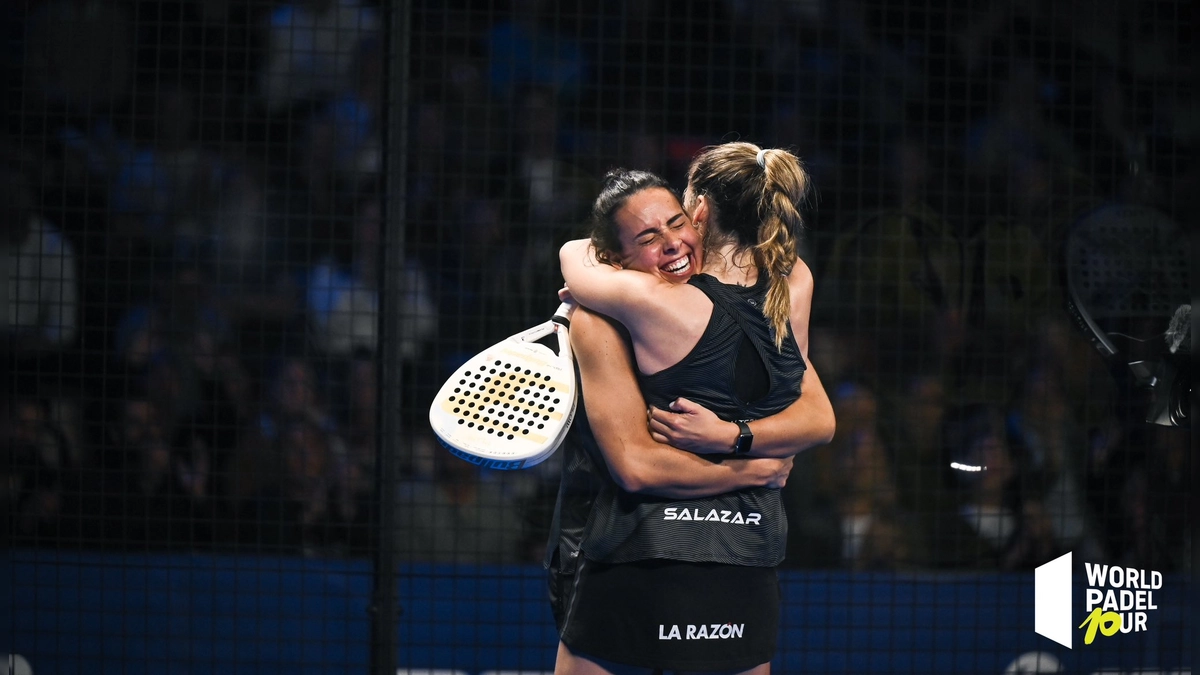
[703,244,758,286]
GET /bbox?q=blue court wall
[3,550,1191,674]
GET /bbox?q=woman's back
[639,273,804,420]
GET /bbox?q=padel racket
[429,303,577,470]
[1064,203,1190,365]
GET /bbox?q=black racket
[1064,203,1190,364]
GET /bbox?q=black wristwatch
[733,420,754,455]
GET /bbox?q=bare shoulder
[786,259,815,351]
[787,259,815,295]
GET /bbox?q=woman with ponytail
[685,142,808,351]
[552,143,834,674]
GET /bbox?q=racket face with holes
[429,328,577,470]
[1065,204,1191,356]
[1066,204,1190,323]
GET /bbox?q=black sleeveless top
[543,366,609,576]
[578,272,807,566]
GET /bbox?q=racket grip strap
[551,302,574,328]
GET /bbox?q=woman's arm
[572,308,793,496]
[559,239,666,326]
[648,361,835,457]
[560,238,712,374]
[786,258,816,355]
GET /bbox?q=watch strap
[734,420,753,455]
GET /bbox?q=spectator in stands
[504,86,595,229]
[305,195,437,361]
[221,354,330,539]
[185,330,254,445]
[816,133,965,399]
[1089,422,1189,572]
[489,85,596,328]
[1,166,79,352]
[394,442,527,564]
[227,412,347,557]
[779,448,843,569]
[1114,465,1162,570]
[1120,425,1189,571]
[483,0,587,101]
[3,396,71,543]
[108,265,239,448]
[265,105,349,280]
[258,0,380,116]
[406,98,455,255]
[1006,362,1105,560]
[100,392,209,550]
[887,368,955,562]
[321,36,383,190]
[339,350,376,477]
[332,350,377,554]
[141,333,247,533]
[280,417,347,557]
[828,382,918,571]
[112,304,168,375]
[258,356,338,441]
[108,84,227,247]
[962,59,1093,248]
[201,159,300,331]
[936,403,1057,570]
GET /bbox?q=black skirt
[558,558,780,672]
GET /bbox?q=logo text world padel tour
[1034,551,1162,648]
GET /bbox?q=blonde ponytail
[687,142,811,350]
[753,149,808,350]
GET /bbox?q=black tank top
[543,368,609,575]
[579,272,807,566]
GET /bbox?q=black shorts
[558,558,779,672]
[547,554,575,634]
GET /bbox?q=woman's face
[613,187,702,282]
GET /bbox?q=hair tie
[756,148,769,168]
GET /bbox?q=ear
[690,195,710,235]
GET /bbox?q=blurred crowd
[2,0,1192,571]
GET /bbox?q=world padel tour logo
[1034,551,1163,648]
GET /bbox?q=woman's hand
[557,285,576,306]
[648,397,740,454]
[743,456,793,489]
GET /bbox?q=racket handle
[552,302,575,328]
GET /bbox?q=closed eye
[634,213,688,246]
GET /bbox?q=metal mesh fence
[3,1,1193,673]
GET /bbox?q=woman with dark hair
[551,142,835,674]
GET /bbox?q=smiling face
[612,187,702,282]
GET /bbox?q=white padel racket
[429,303,577,470]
